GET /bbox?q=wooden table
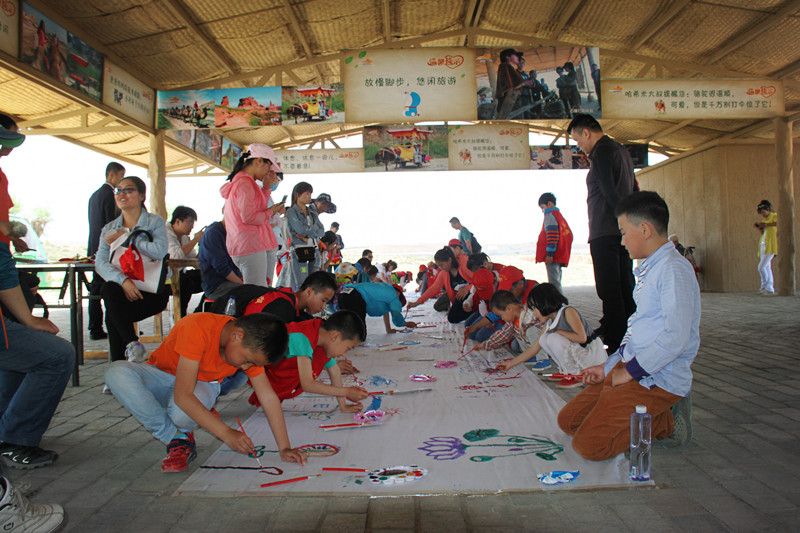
[16,261,95,386]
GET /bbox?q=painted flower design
[417,436,466,460]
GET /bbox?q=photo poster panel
[475,46,601,121]
[602,79,785,119]
[220,137,243,171]
[20,2,103,101]
[342,47,477,123]
[363,125,448,173]
[275,148,364,174]
[165,129,196,153]
[448,124,530,171]
[157,87,282,130]
[0,0,19,58]
[194,129,223,163]
[103,60,155,127]
[157,89,215,130]
[625,143,649,169]
[529,146,573,170]
[281,84,344,124]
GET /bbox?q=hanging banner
[363,125,448,172]
[0,0,19,57]
[603,79,784,119]
[275,148,364,174]
[342,47,476,122]
[476,46,601,120]
[529,146,573,170]
[103,60,154,127]
[281,84,344,124]
[448,124,529,171]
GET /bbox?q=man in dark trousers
[87,161,125,340]
[568,114,637,354]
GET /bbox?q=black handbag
[294,246,317,263]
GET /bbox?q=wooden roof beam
[463,0,486,46]
[705,0,800,65]
[646,119,696,142]
[282,0,325,84]
[384,0,392,44]
[162,0,236,76]
[272,125,367,149]
[550,0,583,40]
[17,108,93,129]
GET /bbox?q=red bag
[119,245,145,281]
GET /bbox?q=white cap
[245,143,281,173]
[635,405,647,414]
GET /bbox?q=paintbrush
[457,345,478,360]
[367,388,432,396]
[261,474,322,488]
[541,373,584,379]
[236,416,264,469]
[461,333,468,353]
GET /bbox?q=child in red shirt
[249,310,368,413]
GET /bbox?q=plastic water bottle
[224,295,237,316]
[630,405,651,481]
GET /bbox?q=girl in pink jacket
[220,143,285,287]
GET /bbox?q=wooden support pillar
[774,117,796,295]
[149,131,167,220]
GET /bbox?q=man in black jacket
[568,114,637,354]
[86,161,125,340]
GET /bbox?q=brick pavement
[7,286,799,532]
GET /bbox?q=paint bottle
[630,405,651,481]
[224,295,237,316]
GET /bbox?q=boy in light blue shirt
[558,191,700,460]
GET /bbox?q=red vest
[536,209,573,267]
[243,287,297,316]
[265,319,330,401]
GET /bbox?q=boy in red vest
[536,193,573,294]
[249,310,368,412]
[243,271,337,322]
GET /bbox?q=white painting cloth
[178,301,637,495]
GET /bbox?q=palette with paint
[367,465,428,485]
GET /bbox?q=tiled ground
[8,286,800,532]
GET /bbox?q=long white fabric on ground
[178,299,637,495]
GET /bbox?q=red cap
[497,265,524,292]
[418,264,428,272]
[471,268,495,301]
[448,239,462,248]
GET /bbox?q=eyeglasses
[114,187,137,195]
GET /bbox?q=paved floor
[7,286,800,532]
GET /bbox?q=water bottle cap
[635,405,647,414]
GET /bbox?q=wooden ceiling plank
[25,125,140,135]
[162,0,236,76]
[705,0,800,65]
[636,63,653,77]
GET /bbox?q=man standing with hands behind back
[568,114,637,354]
[87,162,125,340]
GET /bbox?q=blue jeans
[104,361,220,444]
[0,320,75,447]
[464,312,503,342]
[290,248,320,290]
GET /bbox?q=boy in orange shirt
[104,313,307,472]
[249,310,368,413]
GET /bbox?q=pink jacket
[220,171,278,257]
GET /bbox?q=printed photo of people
[282,85,344,124]
[530,146,573,170]
[475,46,601,120]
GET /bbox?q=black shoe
[0,444,59,469]
[89,330,108,340]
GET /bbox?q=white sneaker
[124,341,148,363]
[102,385,112,395]
[0,476,65,533]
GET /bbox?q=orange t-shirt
[147,313,264,382]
